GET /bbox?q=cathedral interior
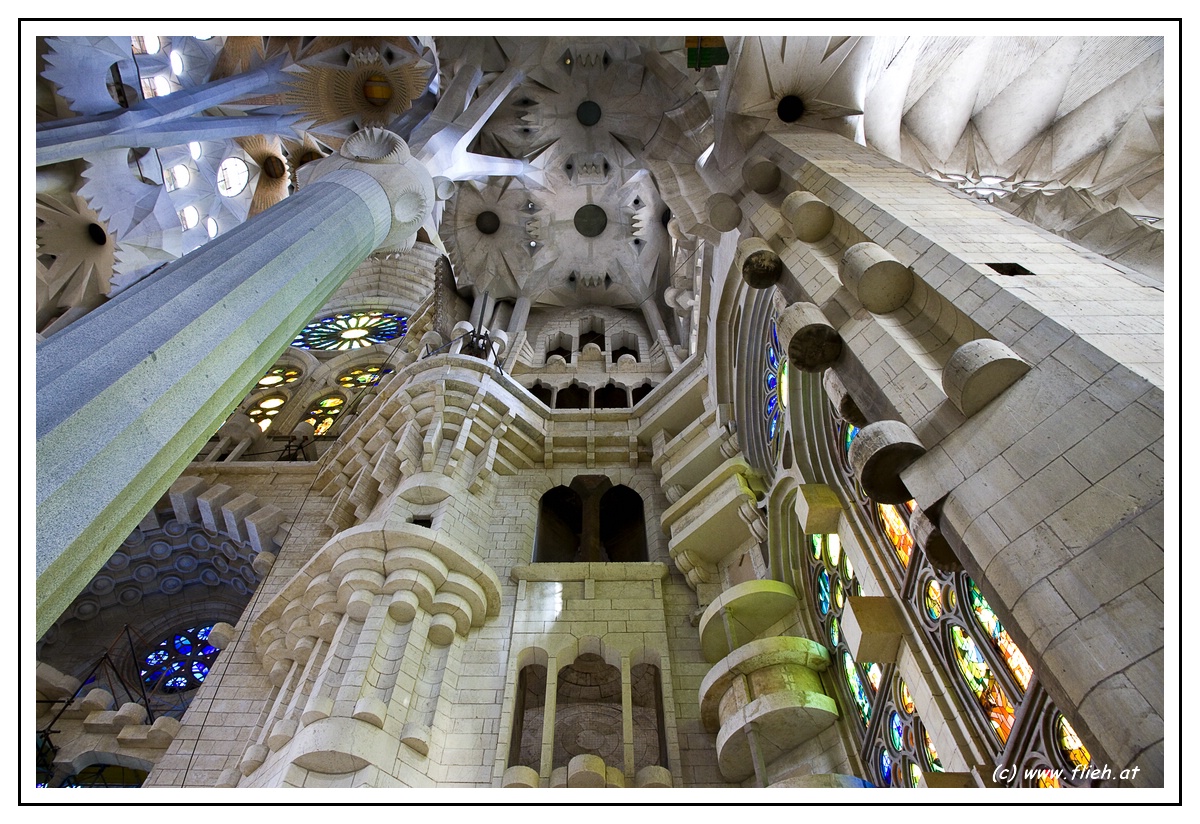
[28,28,1174,798]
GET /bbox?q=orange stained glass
[950,625,1015,744]
[1058,715,1091,770]
[877,503,915,568]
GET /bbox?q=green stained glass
[834,576,845,610]
[829,616,840,648]
[923,729,943,772]
[337,364,393,388]
[950,625,1014,744]
[967,578,1033,691]
[810,534,823,561]
[817,569,831,615]
[842,651,872,726]
[826,533,841,567]
[925,580,943,620]
[888,711,903,751]
[909,763,923,788]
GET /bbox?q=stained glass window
[923,729,944,772]
[950,625,1015,744]
[257,365,301,387]
[924,580,943,620]
[141,625,221,694]
[968,578,1033,692]
[292,311,406,351]
[816,569,831,615]
[864,662,883,692]
[247,393,287,432]
[879,750,893,786]
[899,680,915,714]
[763,316,788,457]
[877,503,915,568]
[305,394,346,436]
[1057,715,1091,771]
[337,363,394,388]
[889,711,904,751]
[842,651,872,726]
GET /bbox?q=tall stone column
[35,128,434,637]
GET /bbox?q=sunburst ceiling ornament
[283,46,431,131]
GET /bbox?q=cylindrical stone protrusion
[840,242,914,313]
[910,505,960,573]
[388,589,420,623]
[942,338,1031,417]
[736,237,784,289]
[268,659,292,687]
[847,420,926,504]
[251,550,276,577]
[81,687,115,712]
[822,370,868,427]
[781,190,835,242]
[635,764,673,787]
[352,696,387,728]
[207,621,236,650]
[503,765,540,788]
[776,301,842,372]
[401,720,431,755]
[428,612,458,646]
[606,765,626,787]
[549,766,569,787]
[568,753,607,787]
[742,155,781,194]
[344,588,376,622]
[707,193,743,232]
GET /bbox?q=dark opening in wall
[631,662,668,770]
[986,262,1035,277]
[553,653,623,768]
[631,382,653,405]
[579,330,605,351]
[530,382,553,407]
[533,487,583,563]
[508,663,548,769]
[593,383,628,409]
[555,383,590,410]
[599,485,647,562]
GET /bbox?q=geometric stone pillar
[35,128,434,638]
[841,595,905,664]
[847,420,926,504]
[792,484,843,534]
[941,338,1031,417]
[781,190,835,242]
[839,242,914,313]
[775,301,842,372]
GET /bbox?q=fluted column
[35,129,434,636]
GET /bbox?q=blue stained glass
[766,394,778,416]
[842,652,873,726]
[201,645,218,656]
[767,345,779,371]
[817,569,831,615]
[771,319,780,353]
[765,370,778,392]
[166,676,189,689]
[192,661,210,680]
[145,649,168,666]
[768,410,779,440]
[174,635,193,654]
[889,712,904,751]
[196,626,211,640]
[879,751,893,786]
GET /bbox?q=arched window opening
[304,393,346,436]
[533,486,583,563]
[598,485,647,562]
[140,624,222,696]
[131,36,160,55]
[507,664,548,769]
[555,383,589,410]
[610,330,639,363]
[631,663,668,771]
[256,364,301,388]
[216,156,249,197]
[553,653,622,769]
[529,382,553,407]
[578,318,605,351]
[631,382,653,405]
[60,763,149,788]
[545,331,573,363]
[593,382,628,409]
[178,205,199,230]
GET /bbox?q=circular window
[257,365,301,387]
[140,625,221,693]
[777,94,805,123]
[576,100,602,126]
[573,204,608,237]
[247,393,287,431]
[205,217,218,238]
[169,50,184,75]
[291,311,407,351]
[337,364,393,388]
[170,163,191,188]
[136,36,160,54]
[305,394,346,436]
[217,157,250,197]
[152,75,172,97]
[179,205,199,230]
[188,141,202,160]
[475,211,500,235]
